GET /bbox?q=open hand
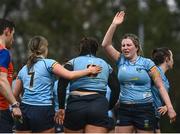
[167,108,176,123]
[12,107,22,118]
[158,105,167,115]
[12,107,23,123]
[112,11,125,25]
[87,64,102,75]
[54,109,65,125]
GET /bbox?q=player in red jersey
[0,18,22,133]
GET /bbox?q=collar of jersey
[128,56,140,64]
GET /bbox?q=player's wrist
[111,23,118,27]
[10,102,20,112]
[11,102,20,108]
[86,68,91,74]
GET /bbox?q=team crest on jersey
[136,67,143,72]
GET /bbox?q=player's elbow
[101,42,108,48]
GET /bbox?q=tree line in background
[1,0,180,132]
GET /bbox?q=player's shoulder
[0,48,10,57]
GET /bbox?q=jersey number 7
[28,71,35,88]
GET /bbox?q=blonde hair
[121,33,143,55]
[27,36,48,70]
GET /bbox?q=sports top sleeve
[0,49,10,73]
[58,61,73,109]
[144,58,156,71]
[116,54,125,67]
[108,70,120,109]
[43,59,58,73]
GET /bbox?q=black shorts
[155,117,160,130]
[15,103,55,132]
[55,123,64,133]
[64,94,114,130]
[116,103,156,131]
[0,109,14,133]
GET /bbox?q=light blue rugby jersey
[151,66,169,118]
[68,55,112,92]
[17,58,57,106]
[117,55,155,104]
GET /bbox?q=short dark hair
[152,47,171,66]
[79,37,99,56]
[0,19,15,35]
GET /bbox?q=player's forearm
[0,78,17,105]
[158,86,173,109]
[53,63,91,80]
[68,69,91,80]
[102,23,117,48]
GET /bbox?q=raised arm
[52,63,101,80]
[102,11,125,61]
[149,67,176,123]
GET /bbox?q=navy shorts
[0,109,14,133]
[15,103,55,132]
[64,94,114,130]
[116,103,155,131]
